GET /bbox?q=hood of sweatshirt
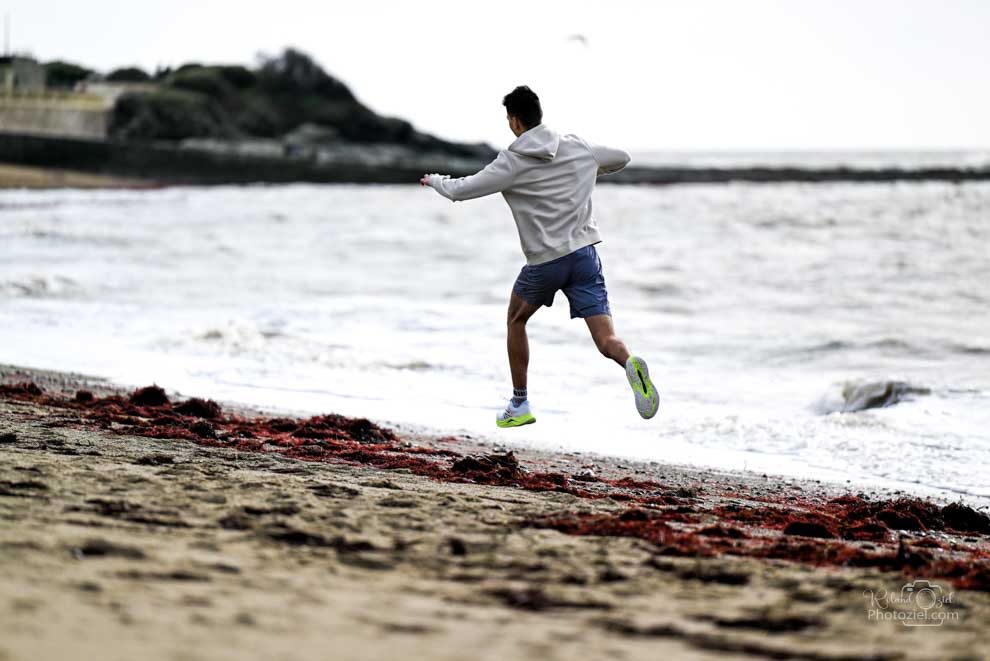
[508,124,559,162]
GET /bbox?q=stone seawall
[0,93,110,140]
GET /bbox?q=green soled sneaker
[625,356,660,419]
[496,400,536,428]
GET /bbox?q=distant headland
[0,48,497,185]
[1,48,989,186]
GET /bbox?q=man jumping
[420,85,659,428]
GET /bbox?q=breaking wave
[0,275,85,299]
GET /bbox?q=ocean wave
[947,343,990,356]
[0,190,179,210]
[752,215,838,230]
[0,275,84,299]
[637,282,686,296]
[26,229,133,248]
[193,323,287,350]
[772,338,927,364]
[814,380,932,414]
[786,339,990,360]
[384,361,435,371]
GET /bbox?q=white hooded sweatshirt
[425,124,630,265]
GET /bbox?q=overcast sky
[6,0,989,150]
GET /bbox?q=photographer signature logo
[863,580,959,627]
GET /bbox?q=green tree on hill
[43,60,93,89]
[106,67,152,82]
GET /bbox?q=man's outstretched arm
[584,141,631,176]
[420,151,515,202]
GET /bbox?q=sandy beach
[5,4,990,659]
[0,163,152,189]
[1,363,988,660]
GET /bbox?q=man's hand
[420,175,431,186]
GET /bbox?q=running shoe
[625,356,660,419]
[496,400,536,428]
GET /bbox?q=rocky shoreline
[2,363,989,659]
[4,132,990,188]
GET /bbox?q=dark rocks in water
[129,385,170,407]
[75,390,94,403]
[823,380,931,413]
[0,432,16,444]
[607,165,990,185]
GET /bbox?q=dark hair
[502,85,543,129]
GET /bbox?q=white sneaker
[625,356,660,419]
[496,400,536,428]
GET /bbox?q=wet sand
[1,364,989,660]
[0,163,152,189]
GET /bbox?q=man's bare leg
[586,313,660,418]
[584,314,631,367]
[506,292,541,388]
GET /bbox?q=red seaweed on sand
[2,380,989,591]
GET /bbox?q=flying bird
[565,34,589,47]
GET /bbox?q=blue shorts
[512,245,611,319]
